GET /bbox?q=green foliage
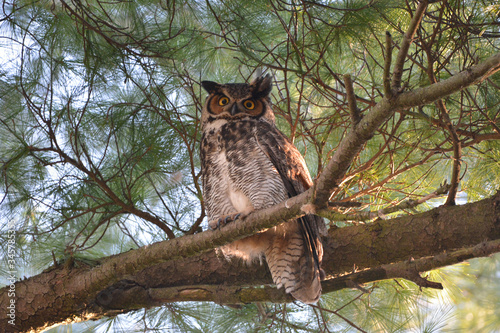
[1,0,500,331]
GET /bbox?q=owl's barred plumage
[200,75,325,303]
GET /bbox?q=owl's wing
[254,121,325,303]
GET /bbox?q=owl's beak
[230,104,240,116]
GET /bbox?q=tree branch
[319,181,451,222]
[391,0,428,91]
[94,238,500,310]
[2,191,499,331]
[395,52,500,109]
[343,74,361,127]
[383,31,393,98]
[313,51,500,206]
[322,238,500,295]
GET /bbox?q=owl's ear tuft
[250,74,272,99]
[201,81,221,94]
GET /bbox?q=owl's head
[200,75,274,126]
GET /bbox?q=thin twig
[328,201,362,208]
[319,182,451,222]
[419,22,463,206]
[309,303,368,333]
[439,102,462,206]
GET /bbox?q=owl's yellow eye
[243,100,255,110]
[218,97,229,106]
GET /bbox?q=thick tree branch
[322,238,500,294]
[85,238,500,312]
[2,191,499,332]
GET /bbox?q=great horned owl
[200,75,325,304]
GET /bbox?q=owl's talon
[209,213,244,230]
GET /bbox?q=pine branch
[96,238,500,309]
[319,182,451,222]
[312,51,500,207]
[2,191,499,331]
[394,52,500,109]
[391,0,428,92]
[322,238,500,295]
[343,74,361,127]
[383,31,393,99]
[94,283,292,312]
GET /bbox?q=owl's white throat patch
[205,118,227,132]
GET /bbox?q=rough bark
[1,191,499,332]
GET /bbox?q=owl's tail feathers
[265,218,324,304]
